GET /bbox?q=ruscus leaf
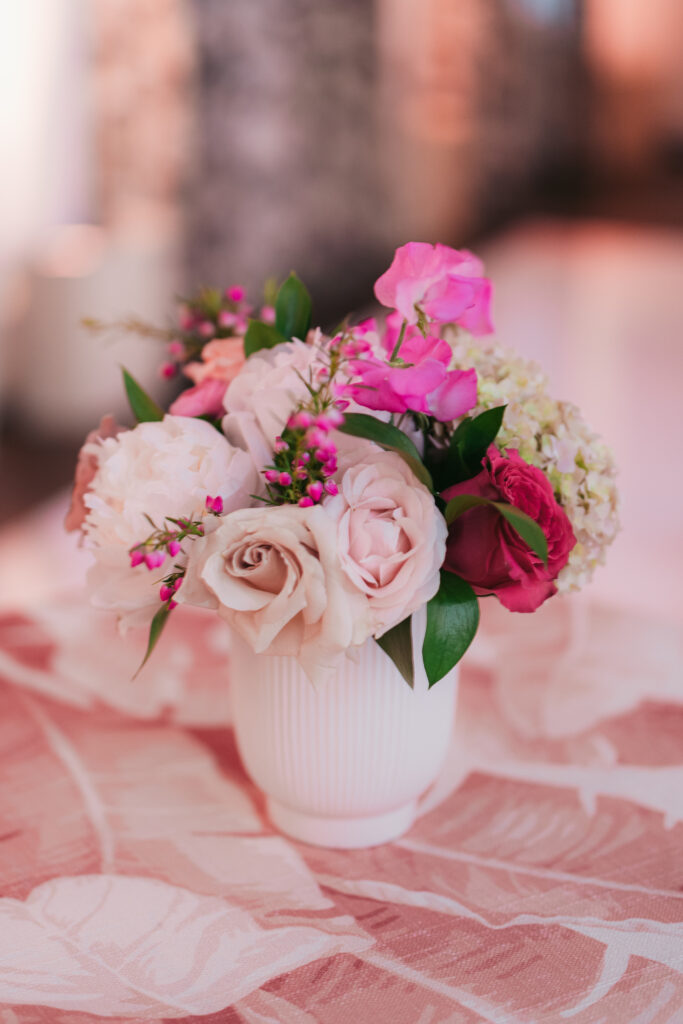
[134,605,172,678]
[423,571,479,687]
[122,368,164,423]
[243,319,288,358]
[275,273,312,342]
[376,617,414,687]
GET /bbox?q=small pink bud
[264,469,279,483]
[298,496,314,508]
[314,445,336,462]
[292,411,314,429]
[196,524,205,536]
[212,496,223,514]
[307,481,323,502]
[316,366,330,380]
[327,407,345,426]
[179,305,195,330]
[160,584,174,602]
[335,398,350,411]
[198,320,214,338]
[168,599,178,610]
[173,577,183,590]
[299,452,311,464]
[130,549,145,568]
[159,361,178,379]
[323,460,338,477]
[260,304,276,324]
[167,539,182,557]
[354,338,372,353]
[324,479,339,495]
[227,285,245,303]
[306,428,327,449]
[274,436,288,453]
[218,310,237,328]
[144,551,165,570]
[314,414,334,431]
[168,340,184,358]
[295,468,308,480]
[278,471,292,487]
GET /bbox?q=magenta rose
[374,241,493,334]
[442,446,576,612]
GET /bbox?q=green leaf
[339,413,433,491]
[445,494,548,566]
[423,571,479,687]
[376,617,413,687]
[122,368,164,423]
[243,319,288,358]
[275,272,312,342]
[435,406,506,488]
[133,604,171,678]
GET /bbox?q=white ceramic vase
[230,611,458,849]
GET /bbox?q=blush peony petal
[169,378,227,418]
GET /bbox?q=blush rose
[443,446,576,612]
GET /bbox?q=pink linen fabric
[0,598,682,1023]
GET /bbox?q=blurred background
[0,0,681,615]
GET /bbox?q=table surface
[0,220,681,1023]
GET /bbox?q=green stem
[390,319,408,362]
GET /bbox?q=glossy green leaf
[423,571,479,687]
[445,493,548,566]
[376,617,413,688]
[339,413,433,491]
[435,405,506,488]
[133,604,171,678]
[243,319,288,358]
[122,368,164,423]
[275,272,312,342]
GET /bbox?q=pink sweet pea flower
[344,315,477,422]
[169,378,227,418]
[374,241,493,334]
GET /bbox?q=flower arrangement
[68,242,619,687]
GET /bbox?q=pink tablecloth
[0,595,681,1023]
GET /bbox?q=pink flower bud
[299,452,311,464]
[212,496,224,514]
[316,366,330,380]
[323,460,337,477]
[130,549,145,568]
[274,437,288,453]
[173,577,183,590]
[307,481,323,502]
[168,340,184,358]
[160,584,174,602]
[144,551,165,570]
[159,362,178,379]
[264,469,279,483]
[295,468,308,480]
[306,428,327,449]
[278,471,292,487]
[226,285,245,303]
[198,320,214,338]
[291,411,314,429]
[313,414,334,432]
[334,398,350,411]
[327,407,345,426]
[260,304,276,324]
[168,599,178,610]
[324,479,339,495]
[167,539,182,557]
[298,496,314,508]
[179,305,195,330]
[218,310,237,328]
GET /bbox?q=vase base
[266,797,417,849]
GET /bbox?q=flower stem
[390,319,407,362]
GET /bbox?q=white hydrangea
[445,331,620,592]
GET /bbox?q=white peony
[83,415,258,627]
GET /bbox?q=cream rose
[324,448,446,635]
[180,504,372,683]
[222,340,324,470]
[83,415,258,628]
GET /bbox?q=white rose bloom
[179,503,372,684]
[222,340,323,470]
[324,448,446,636]
[83,415,258,628]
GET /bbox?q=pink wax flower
[443,446,576,612]
[226,285,245,303]
[260,304,276,324]
[345,314,477,422]
[65,414,124,533]
[374,241,493,334]
[169,378,227,418]
[184,337,245,387]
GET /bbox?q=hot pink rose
[443,446,576,612]
[65,415,123,533]
[169,378,227,418]
[344,313,477,421]
[374,242,493,334]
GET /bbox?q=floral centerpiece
[68,242,619,847]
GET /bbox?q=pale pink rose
[324,448,447,635]
[222,340,324,471]
[180,504,372,683]
[183,337,246,385]
[83,415,258,628]
[169,378,227,418]
[65,415,124,533]
[374,241,493,334]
